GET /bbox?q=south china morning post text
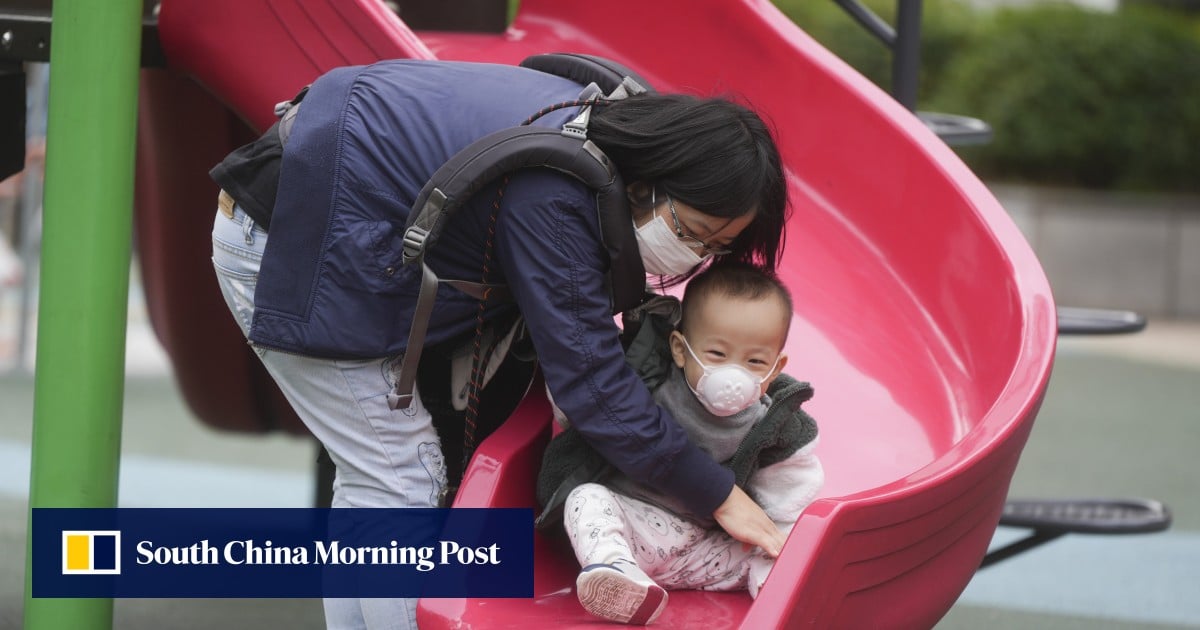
[31,508,533,598]
[133,537,501,572]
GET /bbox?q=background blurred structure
[0,62,45,370]
[776,0,1200,319]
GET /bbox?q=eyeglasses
[664,194,734,257]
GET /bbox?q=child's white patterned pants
[564,482,775,596]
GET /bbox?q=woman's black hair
[588,93,789,280]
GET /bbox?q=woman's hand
[712,485,787,558]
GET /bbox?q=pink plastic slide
[149,0,1057,626]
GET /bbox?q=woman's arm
[494,172,734,516]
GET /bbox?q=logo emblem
[62,531,121,575]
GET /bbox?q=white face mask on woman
[633,190,708,276]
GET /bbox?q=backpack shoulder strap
[519,52,654,98]
[392,126,643,410]
[403,50,655,274]
[402,126,623,265]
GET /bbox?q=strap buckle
[402,226,429,265]
[561,104,593,140]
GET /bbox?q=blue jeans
[212,203,446,629]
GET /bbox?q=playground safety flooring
[0,274,1197,629]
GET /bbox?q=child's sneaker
[575,558,668,625]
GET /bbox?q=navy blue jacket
[248,60,733,516]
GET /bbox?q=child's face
[669,293,790,397]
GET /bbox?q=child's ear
[668,331,688,369]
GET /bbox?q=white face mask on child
[680,337,778,417]
[633,190,708,276]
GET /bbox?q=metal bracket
[0,1,165,66]
[982,498,1172,568]
[1057,307,1147,336]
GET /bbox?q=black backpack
[388,54,657,500]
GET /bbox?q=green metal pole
[23,0,143,627]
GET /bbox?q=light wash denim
[212,204,447,630]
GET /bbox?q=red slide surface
[147,0,1057,627]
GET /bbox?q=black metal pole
[892,0,923,111]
